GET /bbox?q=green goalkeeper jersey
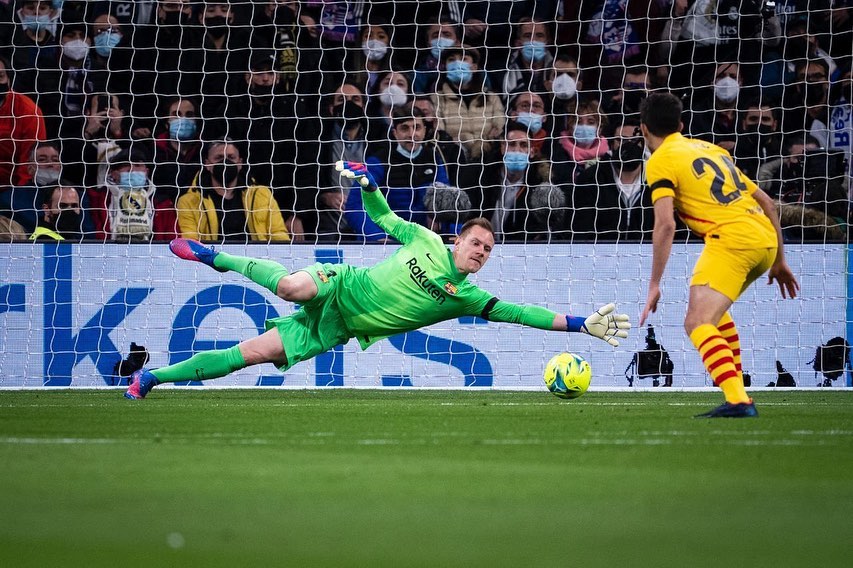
[337,188,559,350]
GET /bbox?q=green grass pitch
[1,390,852,567]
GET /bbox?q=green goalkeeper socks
[213,252,290,295]
[150,345,247,384]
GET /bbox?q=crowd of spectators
[1,0,852,244]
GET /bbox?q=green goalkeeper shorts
[264,262,353,372]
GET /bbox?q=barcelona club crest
[443,282,458,296]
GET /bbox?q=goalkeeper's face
[452,226,494,274]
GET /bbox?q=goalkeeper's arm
[336,160,421,243]
[486,301,631,347]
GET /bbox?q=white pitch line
[0,436,847,448]
[0,437,122,445]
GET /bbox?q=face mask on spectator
[362,39,388,61]
[617,142,645,169]
[21,13,53,33]
[52,0,64,9]
[503,151,529,172]
[119,171,148,189]
[204,16,229,37]
[211,160,240,186]
[334,102,366,129]
[169,117,197,140]
[250,83,275,97]
[55,210,83,240]
[804,83,826,106]
[94,31,122,57]
[622,90,646,112]
[552,73,577,100]
[379,84,407,107]
[430,37,455,60]
[573,124,598,146]
[396,144,422,160]
[714,77,740,103]
[446,60,472,86]
[515,112,543,134]
[62,39,89,61]
[521,40,547,62]
[745,123,774,135]
[34,167,62,186]
[161,11,189,27]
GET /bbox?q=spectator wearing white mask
[349,22,395,94]
[685,62,744,153]
[51,22,96,183]
[366,70,413,142]
[544,53,582,107]
[543,52,582,143]
[3,141,65,234]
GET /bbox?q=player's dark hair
[459,217,494,238]
[640,92,683,137]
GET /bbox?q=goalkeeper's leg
[170,238,316,301]
[212,251,290,296]
[125,329,286,399]
[211,251,319,303]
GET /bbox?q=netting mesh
[0,1,851,388]
[0,0,849,244]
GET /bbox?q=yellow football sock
[717,312,742,378]
[689,323,750,404]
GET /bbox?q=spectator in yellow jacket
[176,141,290,243]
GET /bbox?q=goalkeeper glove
[336,160,378,191]
[567,303,631,347]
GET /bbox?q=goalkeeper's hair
[458,218,494,238]
[640,92,683,137]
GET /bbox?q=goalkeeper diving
[125,162,631,399]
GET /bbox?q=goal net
[0,0,851,389]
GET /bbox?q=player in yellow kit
[638,92,800,418]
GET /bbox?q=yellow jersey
[647,133,777,249]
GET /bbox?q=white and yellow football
[543,352,592,399]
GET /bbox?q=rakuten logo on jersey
[405,257,446,305]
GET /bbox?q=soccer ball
[543,352,592,399]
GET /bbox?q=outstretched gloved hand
[336,160,378,191]
[580,303,631,347]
